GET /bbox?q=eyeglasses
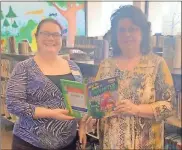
[38,31,62,39]
[118,26,139,34]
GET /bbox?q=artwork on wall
[1,1,86,52]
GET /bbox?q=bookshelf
[1,53,33,60]
[152,34,181,149]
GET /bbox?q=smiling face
[36,21,62,55]
[117,18,142,52]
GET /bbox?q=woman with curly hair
[95,5,175,149]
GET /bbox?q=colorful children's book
[60,77,119,119]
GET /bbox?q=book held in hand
[60,77,119,119]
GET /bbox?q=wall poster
[1,1,86,52]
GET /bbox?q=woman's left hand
[78,115,96,149]
[114,100,140,116]
[78,124,87,150]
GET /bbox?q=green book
[60,77,119,119]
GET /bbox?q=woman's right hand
[34,107,74,120]
[49,109,75,120]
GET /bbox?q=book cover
[60,77,119,119]
[87,77,119,119]
[60,80,88,118]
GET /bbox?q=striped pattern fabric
[6,58,83,149]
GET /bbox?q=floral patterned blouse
[95,53,175,149]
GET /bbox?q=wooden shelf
[1,53,33,60]
[166,116,181,128]
[61,47,95,54]
[62,46,95,50]
[1,53,33,56]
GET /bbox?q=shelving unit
[166,116,181,128]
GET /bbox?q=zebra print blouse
[6,58,83,149]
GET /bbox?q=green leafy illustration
[12,20,18,28]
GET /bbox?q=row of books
[1,80,18,122]
[151,33,165,48]
[151,35,181,72]
[1,58,19,122]
[74,36,97,49]
[151,34,179,49]
[1,59,11,79]
[1,80,9,117]
[174,91,181,120]
[1,59,18,79]
[165,134,181,150]
[74,36,109,64]
[1,80,7,97]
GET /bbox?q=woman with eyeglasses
[6,18,94,150]
[95,5,175,149]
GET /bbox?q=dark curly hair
[110,5,151,57]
